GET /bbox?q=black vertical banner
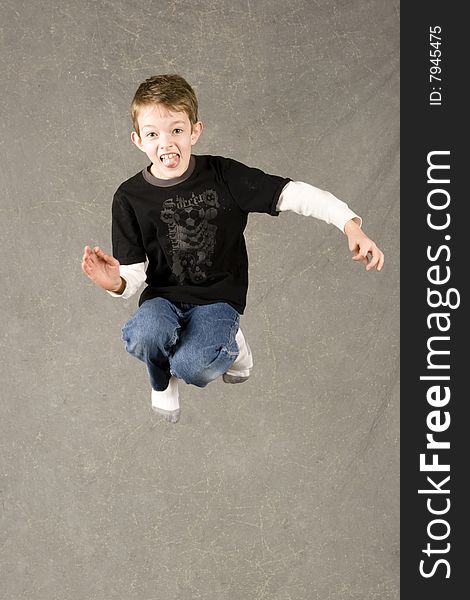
[401,4,467,598]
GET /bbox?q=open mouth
[160,152,180,168]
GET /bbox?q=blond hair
[130,74,199,137]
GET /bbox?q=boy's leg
[121,297,181,392]
[222,327,253,383]
[170,302,240,387]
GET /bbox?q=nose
[159,132,174,150]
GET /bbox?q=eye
[173,128,183,134]
[146,132,157,137]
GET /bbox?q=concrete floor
[0,1,399,598]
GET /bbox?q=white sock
[151,376,180,411]
[225,328,253,377]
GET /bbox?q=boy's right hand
[81,246,123,292]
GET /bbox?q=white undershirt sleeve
[276,180,362,232]
[106,261,147,299]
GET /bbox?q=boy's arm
[276,180,361,232]
[276,181,384,271]
[108,190,148,296]
[106,261,147,299]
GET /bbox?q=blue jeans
[121,298,240,391]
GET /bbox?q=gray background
[0,1,399,598]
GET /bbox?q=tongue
[162,154,180,168]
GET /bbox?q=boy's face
[131,104,203,179]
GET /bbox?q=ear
[190,121,203,146]
[131,131,146,152]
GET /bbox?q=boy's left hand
[344,219,384,272]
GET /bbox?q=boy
[82,74,384,424]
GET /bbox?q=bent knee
[121,316,179,357]
[171,344,237,387]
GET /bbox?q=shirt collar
[142,155,196,187]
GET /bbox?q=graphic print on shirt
[160,189,220,284]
